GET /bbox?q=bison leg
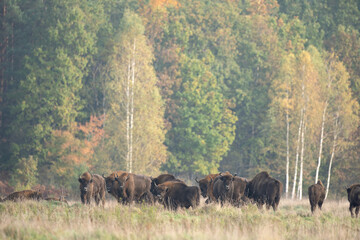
[94,194,100,206]
[100,191,105,207]
[81,194,86,204]
[349,205,354,218]
[356,206,359,218]
[318,201,323,210]
[311,204,316,213]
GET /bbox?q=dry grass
[0,198,359,240]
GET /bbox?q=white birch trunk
[126,58,131,172]
[129,39,136,173]
[286,109,290,198]
[291,108,303,199]
[297,113,306,200]
[325,114,338,199]
[315,101,328,183]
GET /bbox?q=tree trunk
[129,39,136,173]
[291,108,303,199]
[297,112,306,200]
[315,101,328,183]
[126,58,131,172]
[325,113,338,199]
[285,108,290,198]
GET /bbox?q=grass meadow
[0,198,359,240]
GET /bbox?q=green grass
[0,199,359,240]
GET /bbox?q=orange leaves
[247,0,279,16]
[48,115,105,168]
[149,0,179,10]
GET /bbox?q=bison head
[78,172,93,193]
[151,183,168,200]
[197,178,210,198]
[150,178,159,196]
[115,173,130,191]
[219,175,234,192]
[347,186,352,201]
[104,175,118,193]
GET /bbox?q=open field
[0,199,359,240]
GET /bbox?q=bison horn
[195,177,199,183]
[102,173,106,178]
[219,172,223,176]
[234,173,237,177]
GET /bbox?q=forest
[0,0,359,199]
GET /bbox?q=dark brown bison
[103,170,126,203]
[212,172,235,206]
[150,174,183,194]
[78,172,106,206]
[152,181,200,210]
[244,171,283,211]
[195,172,231,203]
[0,190,43,202]
[115,173,154,205]
[232,176,248,206]
[347,184,360,218]
[195,173,220,202]
[308,180,325,213]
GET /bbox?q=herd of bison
[0,170,359,218]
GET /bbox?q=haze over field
[0,0,359,200]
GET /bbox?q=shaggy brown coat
[195,172,231,203]
[232,176,248,206]
[347,184,360,218]
[104,170,126,203]
[150,174,183,200]
[308,180,325,213]
[152,181,200,210]
[78,172,106,206]
[115,173,154,205]
[213,173,235,206]
[0,190,43,202]
[244,171,283,211]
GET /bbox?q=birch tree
[292,49,321,200]
[105,10,167,174]
[323,58,359,199]
[269,53,296,198]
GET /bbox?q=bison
[308,180,325,213]
[195,172,231,203]
[115,173,154,205]
[232,176,248,206]
[347,184,360,218]
[0,189,43,202]
[152,181,200,210]
[244,171,283,211]
[78,172,106,206]
[212,172,235,206]
[103,170,126,203]
[150,174,183,195]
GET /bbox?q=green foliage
[11,156,38,190]
[163,56,236,176]
[0,0,359,197]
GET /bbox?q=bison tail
[274,181,282,204]
[196,187,201,207]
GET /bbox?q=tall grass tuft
[0,199,359,239]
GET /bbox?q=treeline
[0,0,359,198]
